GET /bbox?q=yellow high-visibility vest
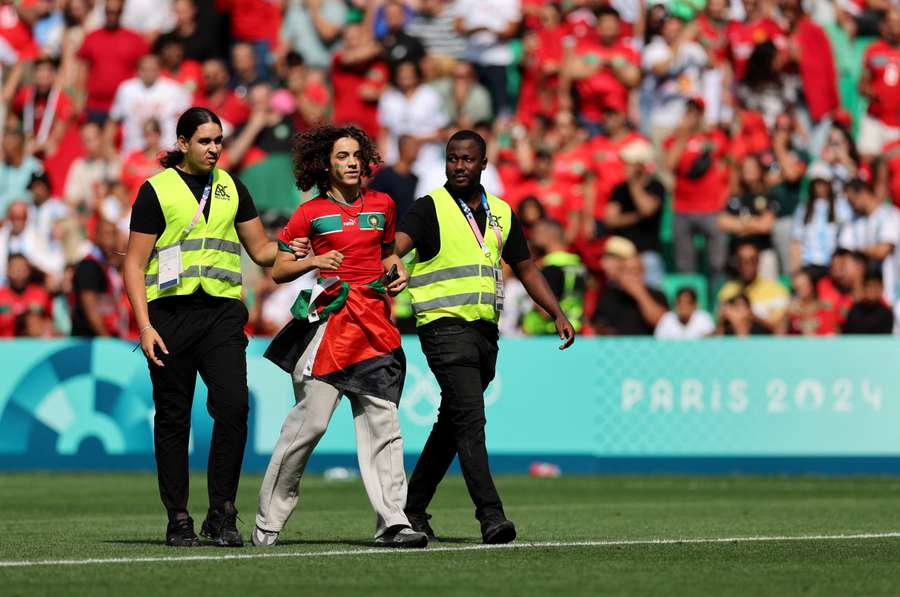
[407,186,512,326]
[144,168,243,302]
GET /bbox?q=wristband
[139,325,153,336]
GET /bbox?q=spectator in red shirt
[11,57,75,159]
[0,253,53,337]
[215,0,283,80]
[156,36,204,99]
[816,248,865,328]
[194,58,250,136]
[781,268,837,336]
[725,0,786,81]
[859,8,900,161]
[506,146,583,241]
[76,0,149,122]
[877,137,900,208]
[663,98,729,282]
[587,105,646,229]
[561,6,640,135]
[330,23,389,138]
[121,119,163,200]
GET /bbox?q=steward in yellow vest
[122,107,299,549]
[394,130,575,546]
[521,219,586,335]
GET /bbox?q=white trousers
[256,325,411,538]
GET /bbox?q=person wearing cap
[25,171,69,289]
[664,96,729,285]
[789,161,852,279]
[592,235,669,335]
[603,140,665,288]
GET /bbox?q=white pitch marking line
[2,532,899,569]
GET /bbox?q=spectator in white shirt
[377,58,449,176]
[0,201,43,286]
[108,53,190,156]
[25,172,68,288]
[64,121,122,211]
[640,14,707,143]
[655,287,715,339]
[839,179,900,302]
[454,0,522,119]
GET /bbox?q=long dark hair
[804,177,836,225]
[291,125,381,192]
[160,107,222,168]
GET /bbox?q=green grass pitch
[2,473,900,596]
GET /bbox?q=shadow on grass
[103,535,479,549]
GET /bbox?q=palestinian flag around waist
[264,276,405,404]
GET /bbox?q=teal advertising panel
[0,338,898,473]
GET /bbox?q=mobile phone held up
[383,264,399,286]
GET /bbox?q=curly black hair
[291,125,382,193]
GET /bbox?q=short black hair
[595,5,621,20]
[446,129,486,160]
[734,239,760,255]
[676,287,697,303]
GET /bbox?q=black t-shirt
[725,191,777,252]
[592,286,668,336]
[369,167,418,223]
[130,168,259,236]
[399,185,531,265]
[608,178,664,253]
[71,259,107,337]
[382,31,426,67]
[843,301,894,334]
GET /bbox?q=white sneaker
[251,526,279,547]
[374,526,428,548]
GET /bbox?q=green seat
[238,153,302,216]
[661,273,709,313]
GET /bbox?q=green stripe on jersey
[358,212,385,230]
[277,240,293,252]
[311,214,343,235]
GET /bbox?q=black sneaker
[374,525,428,548]
[405,511,435,539]
[200,502,244,547]
[482,519,516,545]
[166,515,200,547]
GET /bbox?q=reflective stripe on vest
[407,186,512,326]
[144,167,243,302]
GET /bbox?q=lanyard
[182,171,214,240]
[457,192,503,259]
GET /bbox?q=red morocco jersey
[279,189,396,285]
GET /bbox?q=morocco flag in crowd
[265,277,406,404]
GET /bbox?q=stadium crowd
[1,0,900,338]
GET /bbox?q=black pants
[406,321,505,525]
[148,296,249,519]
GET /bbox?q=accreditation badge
[157,245,181,290]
